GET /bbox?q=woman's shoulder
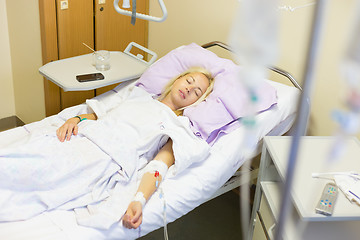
[125,86,155,100]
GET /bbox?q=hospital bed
[0,41,301,240]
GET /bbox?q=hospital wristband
[132,192,146,208]
[74,115,87,122]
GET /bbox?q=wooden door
[39,0,149,115]
[94,1,148,51]
[56,0,95,109]
[39,0,60,116]
[94,0,149,95]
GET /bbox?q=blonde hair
[158,67,215,115]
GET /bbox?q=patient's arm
[56,113,97,142]
[122,139,175,229]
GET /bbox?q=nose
[185,87,190,94]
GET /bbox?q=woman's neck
[158,98,183,116]
[160,96,176,111]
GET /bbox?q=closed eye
[195,89,201,97]
[187,75,204,97]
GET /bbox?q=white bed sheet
[0,79,300,240]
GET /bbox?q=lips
[179,90,185,99]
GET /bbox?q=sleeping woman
[0,67,214,230]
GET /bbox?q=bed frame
[202,41,302,90]
[0,41,303,240]
[202,41,303,201]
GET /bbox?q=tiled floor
[0,116,24,132]
[139,189,253,240]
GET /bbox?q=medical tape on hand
[133,192,146,207]
[143,160,168,180]
[144,160,169,240]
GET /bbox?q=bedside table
[39,42,156,92]
[249,136,360,240]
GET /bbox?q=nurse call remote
[315,182,338,216]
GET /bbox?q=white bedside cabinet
[248,136,360,240]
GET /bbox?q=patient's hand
[56,118,80,142]
[123,201,143,229]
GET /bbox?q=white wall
[6,0,45,124]
[148,0,360,138]
[0,0,16,119]
[1,0,359,138]
[148,0,238,58]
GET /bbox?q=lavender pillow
[136,43,277,142]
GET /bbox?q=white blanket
[0,86,210,230]
[0,78,299,239]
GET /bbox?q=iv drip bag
[229,0,279,66]
[342,2,360,88]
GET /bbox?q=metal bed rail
[204,40,308,203]
[201,41,302,91]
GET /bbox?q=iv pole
[274,0,328,239]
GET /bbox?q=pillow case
[136,43,278,142]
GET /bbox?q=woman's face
[167,72,210,110]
